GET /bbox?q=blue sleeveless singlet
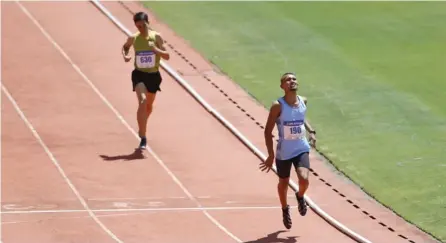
[275,95,311,160]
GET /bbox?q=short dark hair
[133,12,149,23]
[280,72,296,82]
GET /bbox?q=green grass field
[143,2,446,241]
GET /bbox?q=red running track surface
[1,1,439,243]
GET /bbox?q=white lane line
[1,212,150,226]
[91,2,373,243]
[15,1,241,242]
[8,3,124,243]
[1,205,295,215]
[86,196,192,201]
[1,85,123,243]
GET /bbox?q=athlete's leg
[276,158,293,207]
[278,177,290,208]
[135,82,149,147]
[145,91,156,119]
[292,152,310,216]
[144,71,161,119]
[276,158,293,229]
[295,167,309,216]
[296,167,310,198]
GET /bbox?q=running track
[1,1,439,243]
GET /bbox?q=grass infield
[143,2,446,241]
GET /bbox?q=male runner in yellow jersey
[121,12,170,149]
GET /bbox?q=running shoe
[296,193,307,216]
[282,205,292,229]
[139,136,147,149]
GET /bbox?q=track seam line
[1,84,123,243]
[116,2,429,243]
[96,1,373,243]
[13,1,242,242]
[1,205,297,214]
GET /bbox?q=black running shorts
[131,69,162,93]
[275,152,310,179]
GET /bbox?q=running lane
[17,1,356,242]
[103,2,441,243]
[1,85,115,243]
[4,1,353,242]
[2,2,236,243]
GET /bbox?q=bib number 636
[136,51,155,68]
[140,56,152,63]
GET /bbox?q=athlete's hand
[148,41,160,51]
[259,155,274,173]
[148,41,161,54]
[309,133,316,147]
[123,55,132,62]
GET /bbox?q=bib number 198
[290,126,301,134]
[283,121,305,140]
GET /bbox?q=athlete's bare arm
[301,96,317,147]
[151,33,170,60]
[122,36,134,62]
[264,101,281,157]
[260,101,281,172]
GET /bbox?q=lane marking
[1,212,152,225]
[14,1,242,242]
[9,2,124,243]
[1,205,295,215]
[1,85,123,243]
[91,2,373,243]
[86,196,192,201]
[2,204,58,211]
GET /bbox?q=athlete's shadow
[99,149,145,161]
[244,230,299,243]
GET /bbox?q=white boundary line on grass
[13,1,242,242]
[89,1,373,243]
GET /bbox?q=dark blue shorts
[275,152,310,179]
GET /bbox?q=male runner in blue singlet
[261,72,317,229]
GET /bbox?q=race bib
[283,121,306,140]
[136,51,156,69]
